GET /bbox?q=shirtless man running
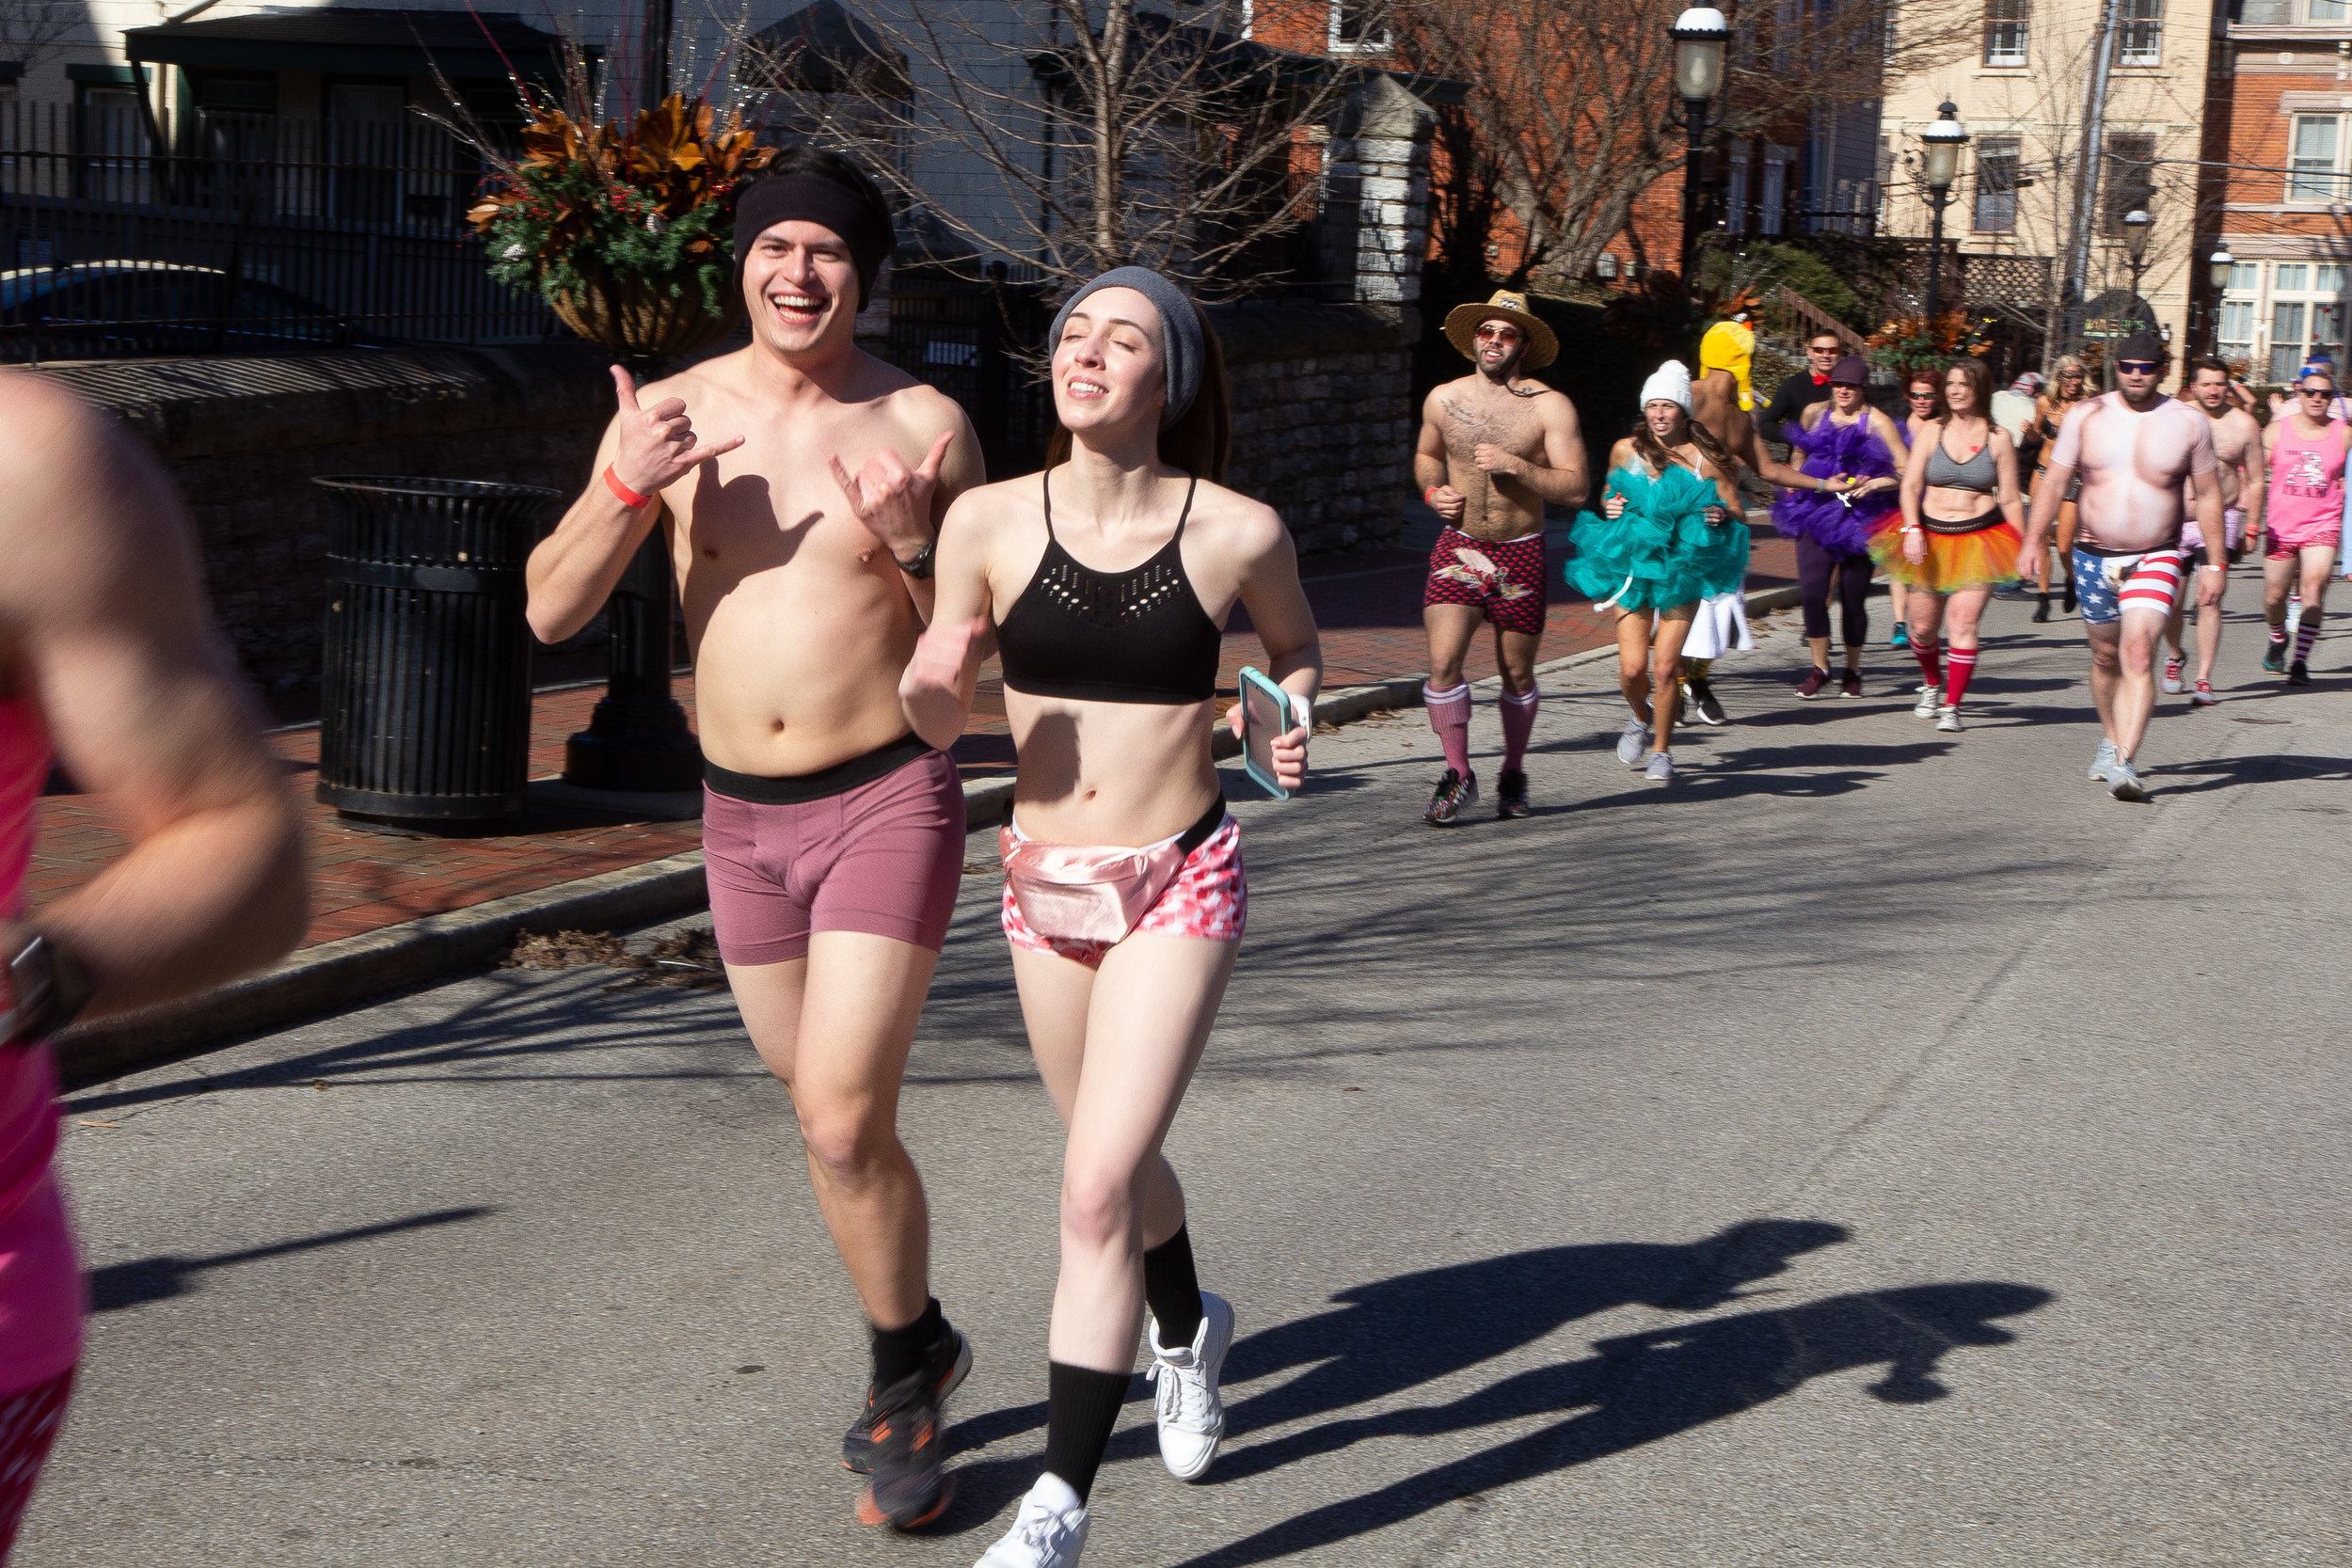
[525,148,984,1531]
[1413,289,1586,823]
[2022,332,2220,801]
[2162,356,2265,705]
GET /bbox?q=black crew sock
[1142,1226,1204,1349]
[871,1296,946,1387]
[1041,1361,1131,1502]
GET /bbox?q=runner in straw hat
[1412,290,1584,823]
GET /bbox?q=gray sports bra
[1924,431,1998,493]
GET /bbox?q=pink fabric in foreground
[0,695,82,1396]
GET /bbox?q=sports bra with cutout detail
[994,468,1223,705]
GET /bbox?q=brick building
[2203,0,2352,385]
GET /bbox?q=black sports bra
[995,468,1223,705]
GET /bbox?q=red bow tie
[1811,374,1829,386]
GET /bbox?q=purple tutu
[1771,414,1899,557]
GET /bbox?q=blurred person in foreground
[0,372,308,1559]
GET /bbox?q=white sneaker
[2089,737,2118,781]
[1913,682,1943,719]
[1147,1291,1233,1481]
[1935,705,1963,733]
[1645,751,1675,783]
[1616,716,1648,767]
[976,1474,1089,1568]
[2160,654,2185,694]
[2108,758,2148,802]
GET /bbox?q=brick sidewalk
[25,529,1798,952]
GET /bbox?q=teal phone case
[1236,665,1293,800]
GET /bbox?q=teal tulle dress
[1565,460,1750,612]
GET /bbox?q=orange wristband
[1423,485,1443,507]
[604,464,652,510]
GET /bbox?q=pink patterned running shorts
[1001,815,1246,968]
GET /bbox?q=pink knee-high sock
[1943,647,1978,706]
[2296,612,2322,663]
[1499,687,1538,772]
[1423,682,1472,777]
[1913,637,1945,687]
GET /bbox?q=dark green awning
[125,8,579,80]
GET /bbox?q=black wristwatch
[2,930,95,1049]
[896,537,937,580]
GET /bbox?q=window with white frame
[2118,0,2162,66]
[1983,0,2029,66]
[2265,262,2351,382]
[2289,115,2349,204]
[1974,137,2020,232]
[1328,0,1390,52]
[2309,0,2348,20]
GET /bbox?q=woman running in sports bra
[1872,356,2026,732]
[2029,356,2089,620]
[900,266,1321,1568]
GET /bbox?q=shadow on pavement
[934,1222,2050,1557]
[88,1205,493,1314]
[1173,1273,2051,1566]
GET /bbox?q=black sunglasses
[2302,387,2336,397]
[2117,359,2159,374]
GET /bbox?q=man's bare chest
[1439,388,1547,461]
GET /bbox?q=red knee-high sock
[1913,637,1945,687]
[1499,688,1538,772]
[1423,682,1472,777]
[1944,647,1978,706]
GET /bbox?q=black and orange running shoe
[853,1367,956,1530]
[845,1327,970,1474]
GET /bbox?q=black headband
[732,174,894,310]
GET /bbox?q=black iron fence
[877,272,1056,481]
[0,104,553,360]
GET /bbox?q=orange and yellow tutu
[1867,515,2021,593]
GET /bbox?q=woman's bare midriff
[1005,692,1222,847]
[1922,484,1998,524]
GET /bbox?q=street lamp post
[2206,241,2234,358]
[1919,102,1968,328]
[1670,7,1729,281]
[2122,206,2152,329]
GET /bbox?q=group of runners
[1408,298,2335,810]
[3,148,2344,1568]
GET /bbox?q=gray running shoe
[1913,682,1943,719]
[1935,705,1963,733]
[1645,751,1675,784]
[2089,737,2118,781]
[2108,758,2148,802]
[1616,717,1648,767]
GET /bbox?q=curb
[56,581,1803,1085]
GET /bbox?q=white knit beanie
[1641,360,1692,414]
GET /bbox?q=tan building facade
[1878,0,2212,369]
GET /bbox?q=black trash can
[313,476,564,826]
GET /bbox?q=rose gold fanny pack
[1000,798,1226,945]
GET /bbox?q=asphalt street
[18,589,2352,1567]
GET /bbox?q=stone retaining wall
[40,345,615,693]
[1210,301,1418,555]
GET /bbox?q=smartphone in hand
[1237,665,1295,801]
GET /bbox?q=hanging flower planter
[466,94,776,357]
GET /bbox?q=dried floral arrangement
[466,93,775,321]
[1866,309,1992,373]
